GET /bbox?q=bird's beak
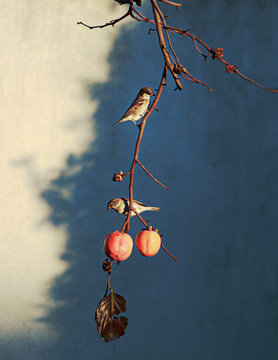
[107,204,111,210]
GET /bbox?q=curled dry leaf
[113,171,124,182]
[95,291,128,342]
[225,64,238,74]
[212,48,224,59]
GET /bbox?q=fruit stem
[104,261,114,297]
[131,207,150,229]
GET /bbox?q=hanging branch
[80,0,277,342]
[121,65,169,234]
[151,0,182,90]
[136,159,170,190]
[78,1,277,93]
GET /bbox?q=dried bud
[102,259,112,272]
[212,48,224,59]
[113,171,124,182]
[225,64,238,74]
[173,63,183,75]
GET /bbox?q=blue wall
[21,1,278,359]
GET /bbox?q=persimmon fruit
[104,231,133,261]
[136,228,161,257]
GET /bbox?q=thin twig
[158,0,182,7]
[180,73,212,92]
[235,69,278,93]
[77,6,132,29]
[161,242,178,262]
[130,207,149,228]
[136,159,169,190]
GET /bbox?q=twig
[180,73,212,92]
[77,5,133,29]
[130,207,149,228]
[158,0,182,6]
[136,159,169,190]
[235,69,278,93]
[161,242,178,262]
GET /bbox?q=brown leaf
[95,291,128,342]
[225,64,238,74]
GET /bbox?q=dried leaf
[95,291,128,342]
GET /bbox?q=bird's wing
[122,197,146,207]
[121,98,145,119]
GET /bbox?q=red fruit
[136,228,161,257]
[104,231,133,261]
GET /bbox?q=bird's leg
[132,120,138,126]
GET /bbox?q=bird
[112,87,154,127]
[107,197,160,217]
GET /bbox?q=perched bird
[107,197,160,217]
[112,87,154,127]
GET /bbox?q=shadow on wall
[37,18,168,358]
[38,1,278,360]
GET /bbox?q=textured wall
[1,1,278,359]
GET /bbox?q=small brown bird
[112,87,154,127]
[107,197,160,217]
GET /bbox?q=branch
[154,0,180,64]
[122,66,169,233]
[234,69,278,93]
[151,0,182,90]
[77,5,133,29]
[165,25,278,93]
[136,159,169,190]
[130,207,150,228]
[161,242,178,262]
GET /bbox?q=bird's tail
[149,206,160,212]
[112,118,125,127]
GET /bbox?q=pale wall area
[0,0,123,340]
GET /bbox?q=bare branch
[165,25,278,93]
[161,242,178,262]
[123,66,169,233]
[153,0,180,64]
[130,207,150,228]
[151,0,182,90]
[234,69,278,93]
[136,159,170,190]
[77,5,132,29]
